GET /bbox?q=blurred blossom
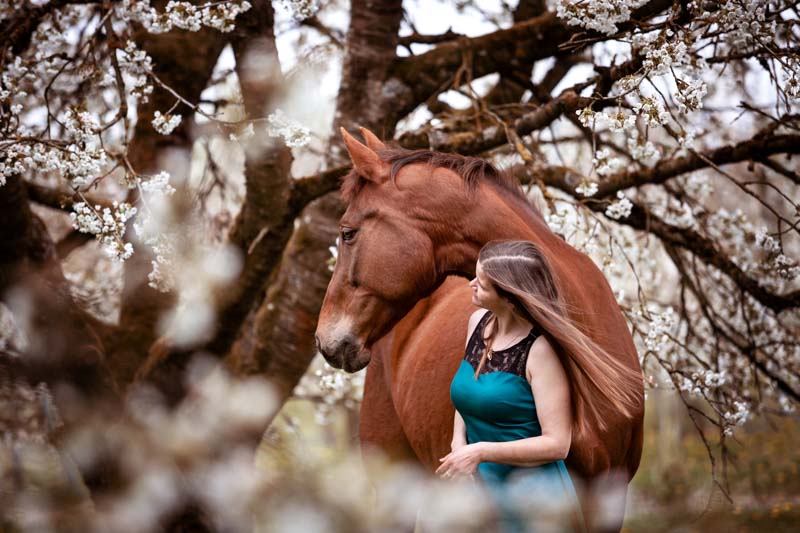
[267,502,331,533]
[416,477,492,532]
[276,0,320,21]
[159,295,215,348]
[157,243,242,347]
[97,468,181,533]
[588,469,629,531]
[575,179,598,197]
[192,446,263,526]
[592,148,624,177]
[266,109,312,148]
[229,122,255,142]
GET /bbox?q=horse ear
[359,127,387,151]
[340,127,388,184]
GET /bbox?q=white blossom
[773,254,800,280]
[644,308,675,353]
[119,0,253,34]
[545,206,572,236]
[118,40,154,101]
[755,227,781,254]
[703,370,728,389]
[152,111,182,135]
[70,201,138,262]
[592,147,624,177]
[576,107,597,128]
[642,37,692,76]
[630,140,660,168]
[575,179,598,197]
[556,0,648,36]
[60,144,109,188]
[723,401,750,431]
[606,110,637,133]
[134,211,177,292]
[140,171,176,196]
[675,77,707,113]
[633,97,670,128]
[677,126,698,149]
[605,191,633,220]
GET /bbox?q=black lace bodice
[464,311,539,378]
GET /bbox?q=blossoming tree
[1,0,799,528]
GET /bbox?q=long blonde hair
[475,240,643,441]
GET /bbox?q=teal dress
[449,311,585,533]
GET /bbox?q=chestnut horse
[315,128,644,530]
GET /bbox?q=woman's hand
[436,442,485,480]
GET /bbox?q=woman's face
[469,261,503,309]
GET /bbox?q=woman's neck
[490,307,532,339]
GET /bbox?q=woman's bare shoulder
[464,308,489,347]
[525,335,566,382]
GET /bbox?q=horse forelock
[339,147,540,218]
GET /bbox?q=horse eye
[341,228,357,242]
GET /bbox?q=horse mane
[340,146,542,218]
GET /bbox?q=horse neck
[435,183,558,276]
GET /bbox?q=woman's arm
[451,409,467,451]
[450,308,486,451]
[476,335,572,467]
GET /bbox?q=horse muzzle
[315,332,371,373]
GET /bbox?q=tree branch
[589,135,800,199]
[135,0,298,406]
[25,182,114,213]
[386,0,673,126]
[1,0,102,54]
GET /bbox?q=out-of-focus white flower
[266,109,311,148]
[276,0,320,21]
[626,132,660,166]
[575,179,599,197]
[773,253,799,280]
[755,227,780,253]
[724,401,750,430]
[140,171,176,196]
[786,73,800,99]
[576,107,597,128]
[677,126,698,149]
[228,122,254,142]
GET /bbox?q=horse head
[315,127,478,372]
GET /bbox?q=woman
[436,240,642,532]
